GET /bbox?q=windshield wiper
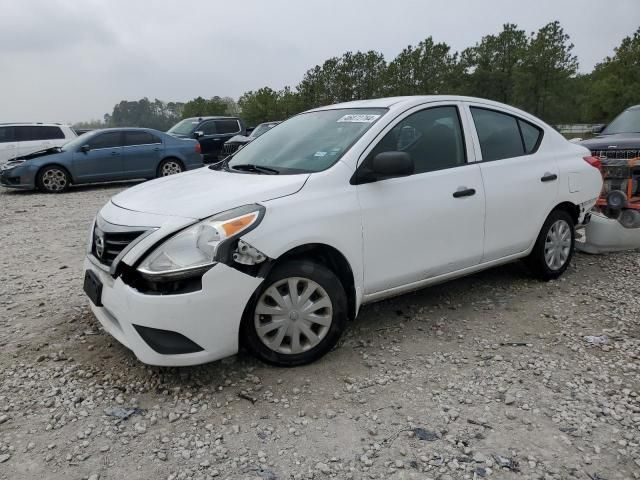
[231,164,280,175]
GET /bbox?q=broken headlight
[137,204,265,279]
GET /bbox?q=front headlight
[137,204,265,279]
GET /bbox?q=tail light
[584,155,602,172]
[195,143,202,154]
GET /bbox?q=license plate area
[83,270,103,307]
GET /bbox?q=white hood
[111,168,309,219]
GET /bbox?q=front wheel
[37,165,70,193]
[525,209,575,280]
[156,158,183,178]
[241,261,348,367]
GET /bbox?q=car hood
[16,147,66,161]
[580,133,640,150]
[111,167,309,219]
[226,135,251,144]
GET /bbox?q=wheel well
[158,157,184,170]
[275,244,357,321]
[553,201,580,225]
[36,164,73,184]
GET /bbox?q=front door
[356,104,485,295]
[0,126,17,164]
[465,104,558,261]
[72,131,124,182]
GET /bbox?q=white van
[0,123,77,165]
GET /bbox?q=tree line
[75,22,640,130]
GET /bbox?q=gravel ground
[0,183,639,480]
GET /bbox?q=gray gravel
[0,183,638,480]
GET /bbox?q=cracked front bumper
[84,257,262,366]
[577,213,640,254]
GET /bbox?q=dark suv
[168,117,245,162]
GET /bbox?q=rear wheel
[37,165,70,193]
[525,209,575,280]
[156,158,183,178]
[241,260,348,366]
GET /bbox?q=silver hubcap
[255,277,333,355]
[42,169,67,191]
[544,219,572,270]
[161,161,182,176]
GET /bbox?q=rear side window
[215,119,241,134]
[124,131,160,146]
[368,106,466,175]
[15,126,65,141]
[0,126,15,143]
[88,132,122,149]
[470,107,543,161]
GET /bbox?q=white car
[83,96,602,367]
[0,123,77,165]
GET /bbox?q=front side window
[0,126,14,143]
[227,108,387,174]
[367,106,466,174]
[602,108,640,135]
[124,131,160,146]
[215,119,241,134]
[88,132,122,149]
[200,121,216,136]
[168,119,199,136]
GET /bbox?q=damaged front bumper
[577,212,640,254]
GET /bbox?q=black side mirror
[80,144,90,153]
[592,124,605,134]
[193,131,204,138]
[351,151,414,185]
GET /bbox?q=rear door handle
[541,173,557,182]
[453,187,476,198]
[153,147,161,151]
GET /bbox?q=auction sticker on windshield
[337,114,381,123]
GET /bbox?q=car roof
[184,116,240,121]
[310,95,529,111]
[0,122,70,127]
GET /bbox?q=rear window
[519,119,542,153]
[124,131,161,146]
[215,119,241,134]
[0,126,15,143]
[15,125,65,141]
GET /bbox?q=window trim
[351,103,470,184]
[469,105,544,162]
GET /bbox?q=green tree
[181,96,230,118]
[586,27,640,122]
[514,21,579,123]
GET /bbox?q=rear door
[121,130,163,178]
[72,131,124,182]
[16,125,66,158]
[464,104,557,261]
[0,126,17,164]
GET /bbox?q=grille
[591,149,640,160]
[92,226,146,266]
[222,143,241,156]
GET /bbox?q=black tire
[241,260,348,367]
[37,165,70,193]
[525,209,575,280]
[156,158,184,178]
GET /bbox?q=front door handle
[541,173,558,182]
[453,187,476,198]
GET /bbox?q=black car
[221,121,281,157]
[168,116,246,162]
[580,105,640,160]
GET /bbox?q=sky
[0,0,638,124]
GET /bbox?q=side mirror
[592,124,605,134]
[193,131,204,138]
[352,151,414,185]
[80,144,90,153]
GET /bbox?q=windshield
[168,119,199,136]
[61,131,99,151]
[250,122,279,138]
[227,108,386,174]
[603,108,640,134]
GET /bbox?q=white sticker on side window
[314,151,327,157]
[337,114,381,123]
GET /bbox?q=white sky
[0,0,637,123]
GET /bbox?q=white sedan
[83,96,603,367]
